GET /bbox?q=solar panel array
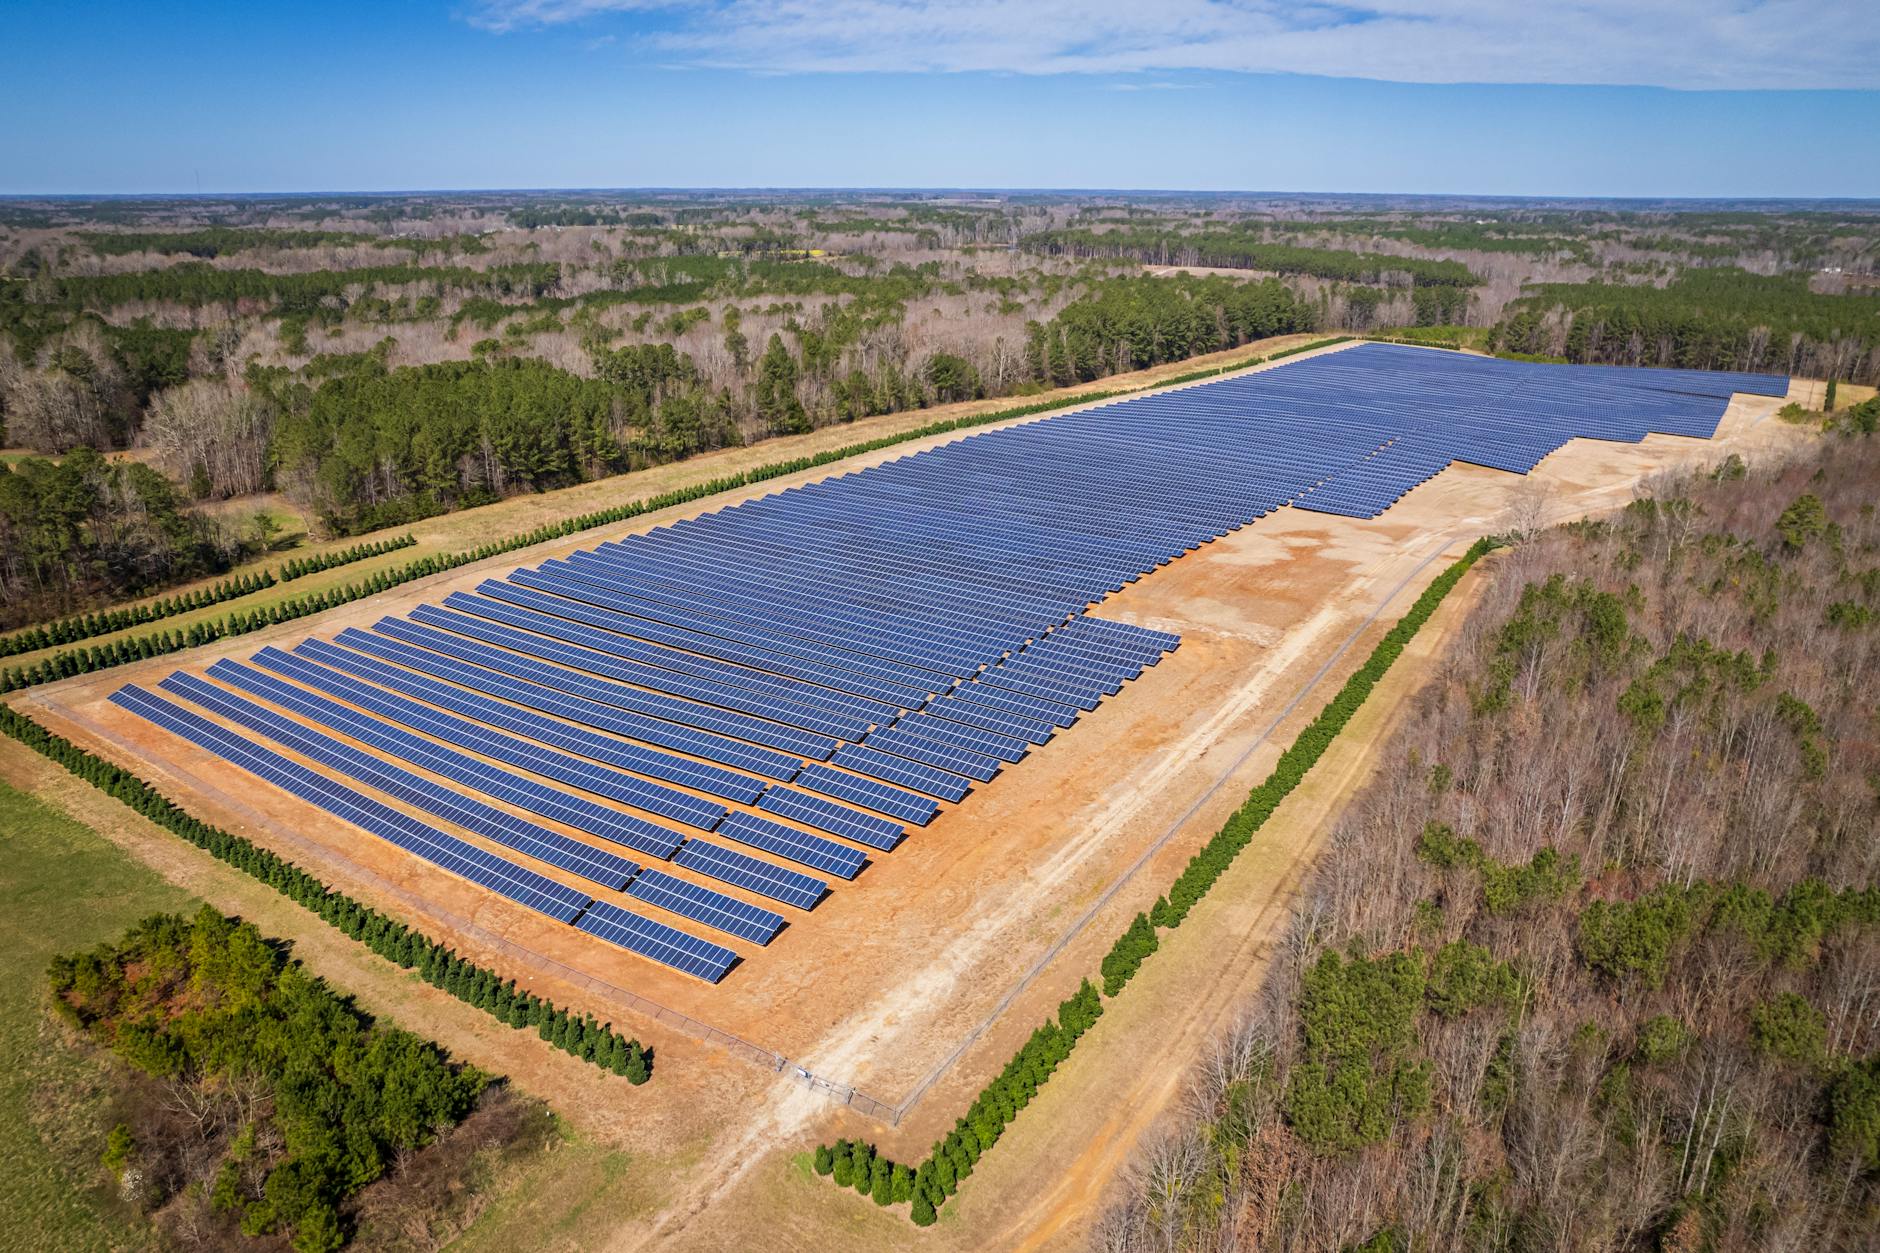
[108,345,1783,985]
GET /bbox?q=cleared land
[8,344,1811,1250]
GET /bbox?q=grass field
[0,781,195,1252]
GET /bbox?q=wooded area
[1097,431,1880,1251]
[47,906,498,1251]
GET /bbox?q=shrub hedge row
[0,703,650,1083]
[815,980,1105,1227]
[812,536,1498,1223]
[276,531,419,581]
[0,534,417,660]
[0,338,1352,695]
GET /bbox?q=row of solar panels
[110,595,1170,983]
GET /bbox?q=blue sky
[4,0,1877,197]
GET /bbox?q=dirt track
[9,345,1812,1250]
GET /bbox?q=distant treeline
[1286,218,1596,263]
[17,260,561,315]
[1494,269,1880,381]
[72,226,483,258]
[1025,227,1480,287]
[508,205,664,228]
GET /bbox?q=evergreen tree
[754,334,809,435]
[870,1155,894,1206]
[831,1140,854,1188]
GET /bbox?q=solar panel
[110,685,593,923]
[575,900,738,982]
[626,868,785,944]
[229,652,690,858]
[159,671,639,890]
[792,764,940,825]
[713,811,868,879]
[756,787,905,851]
[673,838,827,910]
[831,743,972,802]
[285,641,730,830]
[328,628,774,806]
[863,727,1001,783]
[375,614,808,780]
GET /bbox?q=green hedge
[0,533,415,661]
[0,703,650,1084]
[0,340,1352,696]
[812,536,1498,1222]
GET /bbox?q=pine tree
[911,1192,937,1227]
[870,1156,893,1206]
[813,1144,835,1176]
[754,334,809,435]
[624,1042,650,1085]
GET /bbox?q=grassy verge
[0,780,195,1251]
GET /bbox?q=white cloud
[466,0,1880,91]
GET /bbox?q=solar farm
[29,342,1794,1106]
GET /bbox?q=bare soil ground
[7,344,1812,1251]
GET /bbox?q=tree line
[1493,268,1880,382]
[1025,227,1481,287]
[1025,274,1315,385]
[0,533,413,657]
[74,226,480,258]
[1,703,654,1086]
[0,448,233,629]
